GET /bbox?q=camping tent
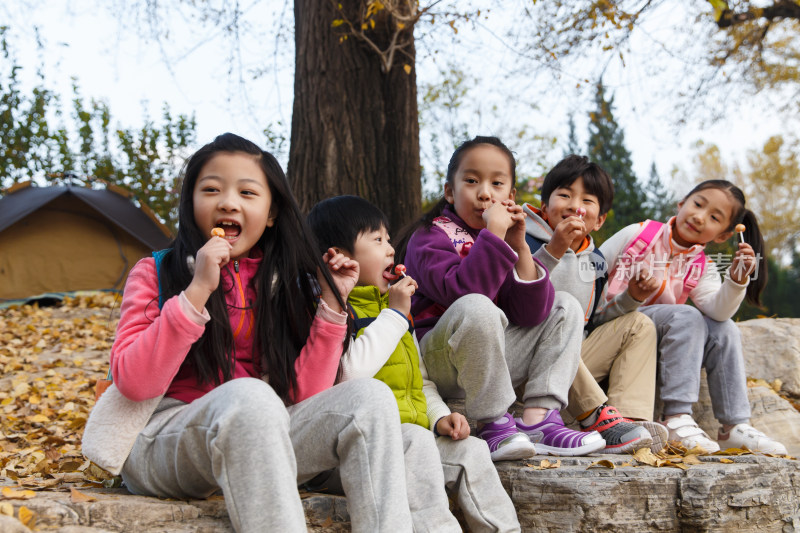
[0,182,172,301]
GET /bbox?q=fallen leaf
[70,487,97,503]
[633,448,659,466]
[683,454,702,465]
[587,459,615,469]
[719,458,734,464]
[1,487,36,500]
[18,505,36,528]
[0,502,12,516]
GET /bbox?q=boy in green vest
[309,196,520,533]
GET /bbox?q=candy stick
[735,224,746,245]
[211,227,225,238]
[576,207,586,219]
[394,264,407,278]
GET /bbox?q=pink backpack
[605,220,706,305]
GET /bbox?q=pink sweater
[110,257,348,404]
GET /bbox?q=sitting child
[309,195,521,533]
[523,155,667,453]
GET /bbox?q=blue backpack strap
[586,248,608,334]
[152,249,170,310]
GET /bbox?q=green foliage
[643,162,676,222]
[586,82,646,237]
[0,27,196,233]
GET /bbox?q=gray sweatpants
[317,423,521,533]
[640,304,751,425]
[121,378,413,533]
[420,292,584,423]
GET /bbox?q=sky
[4,1,790,200]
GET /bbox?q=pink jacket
[110,257,347,404]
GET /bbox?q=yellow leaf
[684,454,702,465]
[70,487,97,503]
[396,22,405,29]
[27,414,49,424]
[448,20,458,34]
[1,487,36,499]
[362,23,368,30]
[18,506,36,528]
[633,447,659,466]
[331,19,345,28]
[370,18,375,29]
[587,459,615,469]
[719,458,734,463]
[0,502,13,516]
[403,64,412,75]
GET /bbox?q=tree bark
[289,0,421,233]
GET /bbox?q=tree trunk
[289,0,421,233]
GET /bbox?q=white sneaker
[661,414,720,453]
[720,424,788,455]
[630,420,670,454]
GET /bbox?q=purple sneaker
[515,410,606,456]
[477,413,537,461]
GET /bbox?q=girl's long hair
[394,136,516,261]
[683,180,767,306]
[157,133,349,404]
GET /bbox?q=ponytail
[739,208,767,306]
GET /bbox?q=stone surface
[3,455,799,532]
[693,383,800,457]
[739,318,800,396]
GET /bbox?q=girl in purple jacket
[396,136,605,460]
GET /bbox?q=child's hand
[436,413,470,440]
[388,275,418,317]
[318,248,359,313]
[185,235,232,309]
[730,242,756,284]
[483,200,515,239]
[502,201,530,254]
[546,216,586,260]
[627,265,660,303]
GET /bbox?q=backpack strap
[624,220,664,262]
[432,216,475,258]
[97,248,169,398]
[152,249,170,310]
[679,252,706,304]
[348,306,414,336]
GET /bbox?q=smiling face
[673,187,735,247]
[541,176,606,244]
[192,152,274,260]
[444,144,515,230]
[348,224,397,293]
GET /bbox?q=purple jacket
[406,206,555,339]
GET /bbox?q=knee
[631,311,657,338]
[335,378,397,419]
[450,294,508,330]
[217,378,288,427]
[553,291,583,319]
[666,305,706,333]
[708,318,742,348]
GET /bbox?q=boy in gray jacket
[523,155,666,453]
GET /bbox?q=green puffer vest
[348,286,429,429]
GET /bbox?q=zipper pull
[234,260,239,273]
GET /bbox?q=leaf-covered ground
[0,293,120,492]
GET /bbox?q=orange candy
[211,227,225,238]
[735,224,746,233]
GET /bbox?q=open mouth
[215,221,241,240]
[383,264,399,282]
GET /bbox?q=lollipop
[576,207,586,219]
[211,227,225,238]
[734,223,746,244]
[394,264,407,278]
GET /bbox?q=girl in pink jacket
[83,133,415,532]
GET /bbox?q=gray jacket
[523,205,627,330]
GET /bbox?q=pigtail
[740,208,767,306]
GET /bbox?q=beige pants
[565,311,657,423]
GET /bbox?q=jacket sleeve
[290,301,349,403]
[594,224,645,324]
[110,258,208,402]
[407,226,554,326]
[689,263,748,321]
[339,309,410,381]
